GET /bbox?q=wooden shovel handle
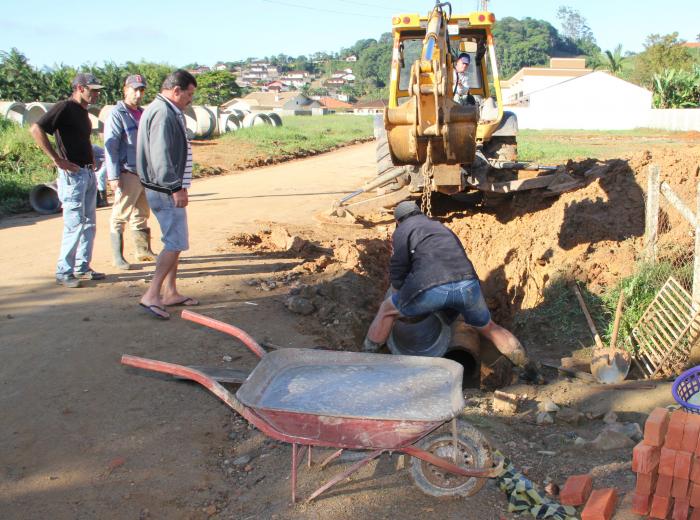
[572,284,606,350]
[610,291,625,351]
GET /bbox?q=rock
[574,436,587,446]
[603,411,618,424]
[233,455,252,466]
[605,421,643,442]
[227,431,237,441]
[536,412,554,425]
[590,429,635,451]
[544,433,570,449]
[243,464,253,472]
[285,296,315,315]
[545,482,560,497]
[492,390,519,415]
[556,406,584,425]
[480,356,513,391]
[222,355,233,362]
[204,505,217,516]
[538,399,560,413]
[298,285,317,299]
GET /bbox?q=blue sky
[1,0,698,69]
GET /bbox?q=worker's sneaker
[75,270,106,281]
[55,275,81,288]
[362,337,382,353]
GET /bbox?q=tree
[556,6,595,43]
[192,70,241,105]
[354,40,391,93]
[0,48,43,101]
[492,17,559,78]
[603,44,624,74]
[633,33,694,87]
[652,66,700,108]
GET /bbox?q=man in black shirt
[364,201,542,381]
[31,73,106,288]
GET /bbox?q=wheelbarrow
[121,310,501,503]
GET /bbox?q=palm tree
[604,44,624,75]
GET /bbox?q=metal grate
[629,276,700,378]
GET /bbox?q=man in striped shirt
[135,70,199,320]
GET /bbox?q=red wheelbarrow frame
[121,310,500,503]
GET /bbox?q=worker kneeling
[364,201,542,382]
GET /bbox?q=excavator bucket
[384,2,478,167]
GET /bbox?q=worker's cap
[125,74,147,89]
[394,200,421,222]
[71,73,104,89]
[457,53,471,65]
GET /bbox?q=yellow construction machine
[333,2,566,218]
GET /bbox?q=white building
[501,58,591,106]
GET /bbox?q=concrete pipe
[266,112,283,127]
[0,101,26,125]
[218,112,241,134]
[444,321,481,386]
[205,105,221,134]
[184,105,216,139]
[29,181,61,214]
[242,112,271,128]
[225,108,247,120]
[87,105,102,134]
[387,311,452,357]
[98,105,115,123]
[24,102,55,126]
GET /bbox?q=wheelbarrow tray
[237,348,465,449]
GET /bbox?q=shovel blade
[591,349,631,384]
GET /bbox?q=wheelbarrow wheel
[409,419,491,498]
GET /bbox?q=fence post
[694,180,700,306]
[645,165,660,262]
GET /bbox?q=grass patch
[0,119,54,215]
[218,115,373,157]
[518,128,688,163]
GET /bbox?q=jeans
[392,278,491,328]
[145,189,189,252]
[56,167,97,277]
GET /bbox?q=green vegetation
[219,115,373,156]
[0,118,53,214]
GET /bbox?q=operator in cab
[453,52,476,106]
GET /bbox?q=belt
[80,164,94,170]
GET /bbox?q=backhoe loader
[332,2,568,219]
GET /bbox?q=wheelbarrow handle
[181,310,266,359]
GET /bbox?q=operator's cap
[457,53,471,65]
[394,201,421,222]
[125,74,147,89]
[71,73,104,89]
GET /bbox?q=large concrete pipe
[87,105,102,134]
[242,112,271,127]
[224,108,247,120]
[266,112,283,127]
[218,112,241,134]
[183,105,216,139]
[387,311,452,357]
[444,320,481,387]
[29,181,61,214]
[0,101,26,125]
[24,102,55,126]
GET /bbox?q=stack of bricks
[631,407,700,519]
[560,473,618,519]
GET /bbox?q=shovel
[572,285,631,384]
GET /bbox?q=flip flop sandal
[170,297,199,307]
[139,303,170,320]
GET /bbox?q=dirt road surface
[2,138,692,519]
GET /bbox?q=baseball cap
[457,53,471,65]
[71,73,104,89]
[394,200,421,221]
[125,74,147,89]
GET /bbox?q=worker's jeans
[56,167,97,277]
[392,278,491,328]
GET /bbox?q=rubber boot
[133,228,156,262]
[96,190,109,208]
[111,232,132,270]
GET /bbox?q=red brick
[668,411,690,450]
[682,415,700,453]
[650,495,674,518]
[659,475,675,497]
[691,483,700,508]
[678,452,695,479]
[692,456,700,483]
[635,441,662,474]
[663,449,681,476]
[560,474,593,506]
[638,471,660,495]
[632,492,651,515]
[673,497,690,520]
[581,488,617,520]
[646,408,671,447]
[674,477,690,499]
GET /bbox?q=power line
[335,0,398,12]
[260,0,386,18]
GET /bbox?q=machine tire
[409,419,491,498]
[375,125,414,193]
[485,136,517,163]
